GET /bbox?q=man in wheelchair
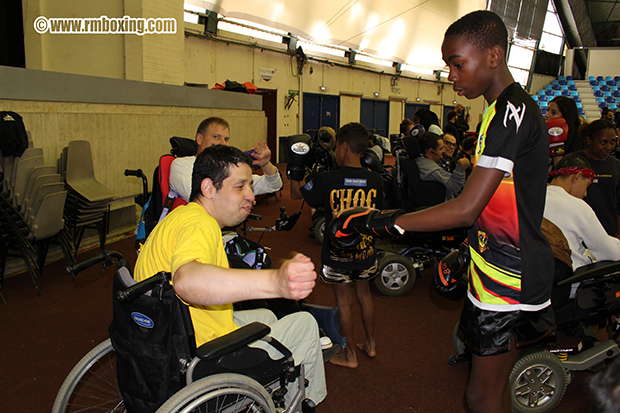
[135,144,327,408]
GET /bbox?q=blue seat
[589,76,596,81]
[616,97,620,103]
[552,84,560,90]
[570,90,579,96]
[541,108,548,115]
[602,85,610,91]
[597,97,605,103]
[592,86,600,91]
[567,80,575,85]
[600,81,607,87]
[590,80,599,86]
[560,85,568,90]
[545,84,553,90]
[607,97,615,103]
[551,80,559,85]
[611,86,618,91]
[538,90,546,96]
[562,90,570,96]
[573,96,581,103]
[531,94,539,101]
[567,75,573,81]
[559,75,566,81]
[614,91,620,97]
[539,101,548,108]
[569,85,577,91]
[554,90,562,96]
[576,102,583,108]
[546,90,555,96]
[579,108,585,115]
[599,102,608,109]
[604,91,612,97]
[594,91,603,97]
[610,103,617,109]
[606,76,613,82]
[615,76,620,83]
[559,80,567,86]
[538,95,547,101]
[597,76,604,81]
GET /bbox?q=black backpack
[0,111,28,157]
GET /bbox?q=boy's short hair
[336,122,370,154]
[196,117,230,137]
[418,132,442,154]
[447,110,457,121]
[553,153,592,171]
[445,10,508,53]
[190,145,252,201]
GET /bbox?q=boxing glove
[328,206,405,249]
[547,117,568,158]
[360,149,382,172]
[432,240,470,301]
[409,123,425,138]
[316,126,336,150]
[286,134,312,181]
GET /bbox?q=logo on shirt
[344,178,367,187]
[478,231,488,253]
[303,181,313,190]
[503,101,526,133]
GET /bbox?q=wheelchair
[448,259,620,413]
[53,251,317,413]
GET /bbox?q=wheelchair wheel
[313,216,325,244]
[373,254,416,296]
[156,373,276,413]
[510,351,568,413]
[52,339,124,413]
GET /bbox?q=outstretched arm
[396,166,505,232]
[173,253,317,306]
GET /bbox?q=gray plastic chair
[27,191,67,240]
[65,141,116,202]
[11,156,44,207]
[20,173,61,215]
[25,182,66,227]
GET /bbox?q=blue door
[303,93,340,137]
[360,99,389,137]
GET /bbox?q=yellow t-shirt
[134,202,237,346]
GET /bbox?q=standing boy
[330,11,554,412]
[290,122,384,368]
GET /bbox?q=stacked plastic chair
[0,144,70,299]
[60,140,116,260]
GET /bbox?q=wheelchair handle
[65,250,123,278]
[124,168,144,178]
[117,271,171,303]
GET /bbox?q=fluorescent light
[218,21,283,43]
[298,41,345,58]
[356,54,393,67]
[401,64,434,76]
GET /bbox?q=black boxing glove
[432,240,470,301]
[286,134,312,181]
[328,206,405,249]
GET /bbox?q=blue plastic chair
[538,90,546,96]
[597,97,605,103]
[560,85,568,91]
[539,101,548,108]
[610,103,617,109]
[545,84,553,90]
[607,97,615,103]
[595,91,603,97]
[569,85,577,91]
[562,90,570,96]
[558,75,566,81]
[614,91,620,97]
[567,76,573,81]
[597,76,604,81]
[539,95,547,101]
[590,80,599,86]
[589,76,596,81]
[606,76,613,82]
[567,80,575,86]
[579,108,585,115]
[611,86,618,91]
[602,85,610,91]
[576,102,583,108]
[551,80,559,85]
[592,86,601,91]
[547,90,555,96]
[531,94,539,101]
[559,80,567,86]
[604,91,612,97]
[615,76,620,83]
[554,90,562,96]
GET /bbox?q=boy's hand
[328,207,405,249]
[275,254,316,300]
[456,157,471,168]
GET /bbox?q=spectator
[601,107,615,122]
[455,102,470,136]
[169,117,282,202]
[400,118,414,136]
[438,133,458,173]
[135,145,326,406]
[574,119,620,237]
[544,153,620,270]
[444,110,462,145]
[416,132,469,200]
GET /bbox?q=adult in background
[455,102,470,137]
[574,119,620,237]
[444,110,462,145]
[545,96,583,155]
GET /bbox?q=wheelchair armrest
[557,260,620,285]
[195,322,271,362]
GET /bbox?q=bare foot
[329,351,358,368]
[356,341,376,358]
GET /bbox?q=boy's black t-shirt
[574,150,620,236]
[301,166,385,270]
[469,82,553,311]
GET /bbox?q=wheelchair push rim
[52,338,124,413]
[155,373,276,413]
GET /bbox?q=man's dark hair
[196,117,230,138]
[400,118,414,135]
[190,145,252,201]
[553,153,592,171]
[445,10,508,53]
[418,132,442,155]
[601,107,613,118]
[447,110,457,121]
[336,122,370,154]
[463,136,477,151]
[414,108,437,131]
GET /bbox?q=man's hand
[274,253,316,300]
[252,140,272,169]
[456,157,471,169]
[328,206,405,249]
